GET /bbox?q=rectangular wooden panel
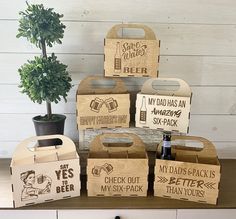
[154,159,220,204]
[87,159,148,196]
[77,94,130,129]
[104,38,159,77]
[12,159,80,208]
[136,94,191,133]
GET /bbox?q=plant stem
[41,39,47,58]
[46,101,52,119]
[41,39,52,119]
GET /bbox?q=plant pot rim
[32,114,66,123]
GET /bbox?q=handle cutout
[102,137,133,148]
[117,28,145,38]
[151,80,180,92]
[90,79,116,89]
[27,138,63,151]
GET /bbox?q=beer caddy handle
[77,76,127,94]
[158,135,218,158]
[106,23,157,40]
[90,133,146,153]
[141,78,192,97]
[12,135,76,163]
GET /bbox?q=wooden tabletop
[0,157,236,210]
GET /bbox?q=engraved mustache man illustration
[20,170,52,201]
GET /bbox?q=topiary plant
[17,2,72,121]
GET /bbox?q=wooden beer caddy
[154,135,221,205]
[104,23,160,77]
[87,133,148,197]
[10,135,80,208]
[76,76,130,130]
[136,78,192,133]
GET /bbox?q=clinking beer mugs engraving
[90,97,118,113]
[92,163,114,177]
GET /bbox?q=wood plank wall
[0,0,236,158]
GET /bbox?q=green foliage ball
[18,54,72,104]
[16,2,66,48]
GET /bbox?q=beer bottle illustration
[140,96,147,124]
[114,42,121,73]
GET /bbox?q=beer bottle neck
[115,42,120,54]
[161,131,172,160]
[161,147,172,160]
[141,96,146,108]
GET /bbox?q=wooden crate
[135,78,192,133]
[154,135,221,205]
[10,135,80,208]
[76,76,130,130]
[104,24,160,78]
[87,133,148,197]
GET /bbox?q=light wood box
[104,24,160,78]
[136,78,192,134]
[76,76,130,130]
[10,135,80,208]
[154,135,221,205]
[87,133,148,197]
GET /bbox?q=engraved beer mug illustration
[37,174,46,184]
[140,96,147,124]
[90,97,104,113]
[114,42,121,73]
[105,98,118,113]
[92,166,102,177]
[102,163,113,174]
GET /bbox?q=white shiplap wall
[0,0,236,158]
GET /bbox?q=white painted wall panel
[1,21,236,56]
[2,54,236,86]
[1,0,236,24]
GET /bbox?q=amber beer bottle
[160,131,172,160]
[114,42,121,73]
[140,96,147,124]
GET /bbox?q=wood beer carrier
[87,133,148,197]
[10,135,80,208]
[104,24,160,77]
[154,136,221,204]
[135,78,192,133]
[76,76,130,130]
